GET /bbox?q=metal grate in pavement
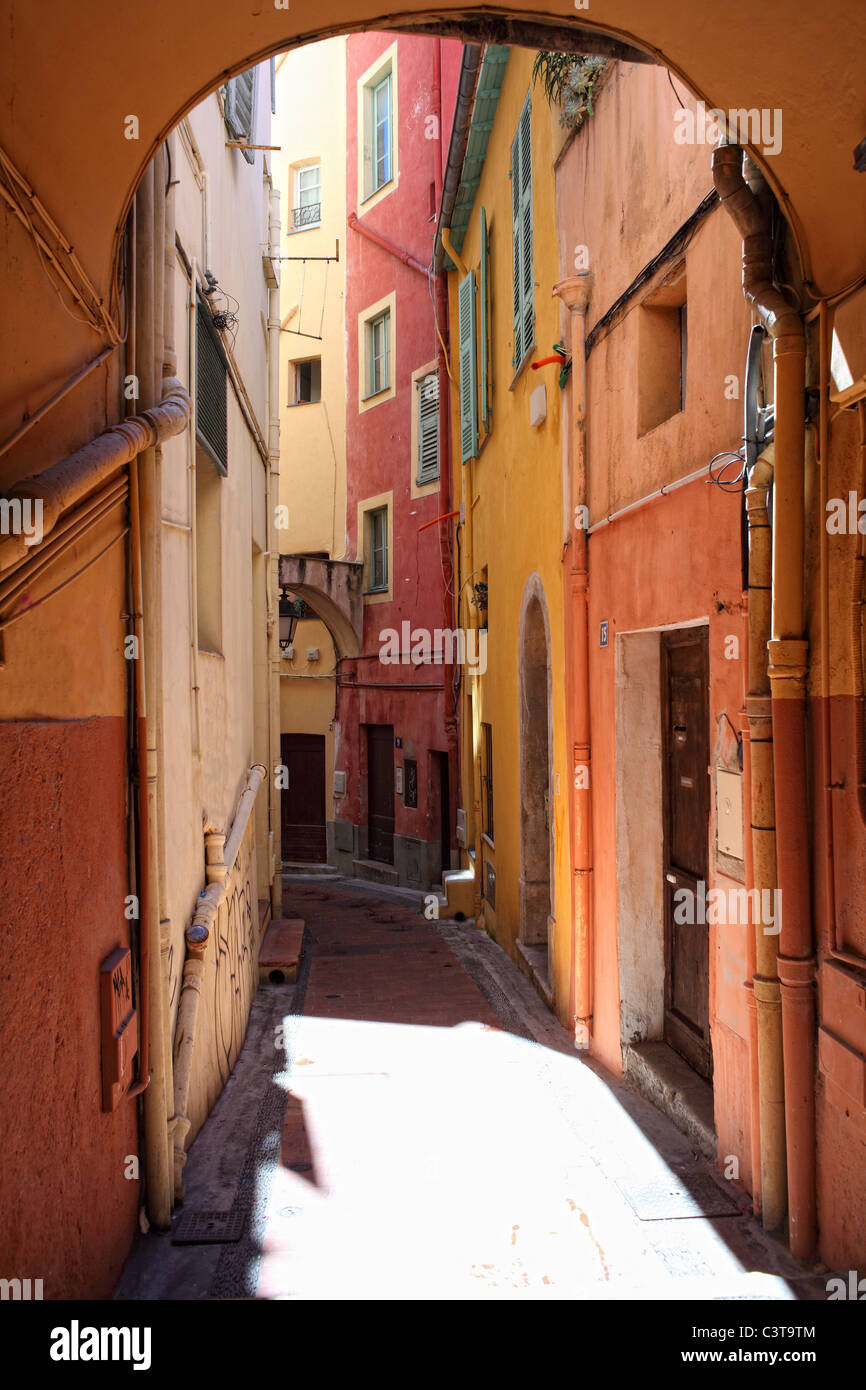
[614,1170,740,1221]
[172,1210,246,1245]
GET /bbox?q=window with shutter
[224,69,256,164]
[360,55,396,203]
[368,506,388,592]
[293,163,321,230]
[458,271,478,464]
[416,373,440,484]
[511,95,534,370]
[196,301,228,475]
[372,74,392,192]
[366,310,390,397]
[479,206,490,430]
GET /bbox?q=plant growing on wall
[532,52,608,131]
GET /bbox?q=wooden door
[281,733,326,862]
[367,724,394,863]
[662,629,712,1079]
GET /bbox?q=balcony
[292,202,321,231]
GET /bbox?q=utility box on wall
[100,946,138,1111]
[716,768,744,860]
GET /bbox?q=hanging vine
[532,52,608,132]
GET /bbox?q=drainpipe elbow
[712,145,803,340]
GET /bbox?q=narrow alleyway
[119,878,825,1301]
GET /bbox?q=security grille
[404,758,418,808]
[196,302,228,475]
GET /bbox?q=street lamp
[279,589,306,652]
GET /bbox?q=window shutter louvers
[511,96,533,369]
[479,206,489,428]
[224,69,256,164]
[196,302,228,475]
[458,271,478,464]
[417,373,440,484]
[511,128,522,367]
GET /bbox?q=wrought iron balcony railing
[292,202,321,230]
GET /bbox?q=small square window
[294,358,321,404]
[637,280,688,436]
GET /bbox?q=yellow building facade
[439,46,572,1024]
[274,41,347,865]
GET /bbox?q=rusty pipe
[714,143,815,1258]
[745,447,787,1232]
[347,212,430,278]
[553,272,594,1050]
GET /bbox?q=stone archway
[2,2,862,474]
[517,574,554,972]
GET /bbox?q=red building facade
[326,34,463,891]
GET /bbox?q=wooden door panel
[281,733,326,862]
[662,630,712,1079]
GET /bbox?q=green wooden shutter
[417,373,440,484]
[511,96,533,369]
[480,206,489,429]
[459,271,478,464]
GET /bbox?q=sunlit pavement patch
[118,877,822,1301]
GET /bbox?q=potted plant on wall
[472,580,488,629]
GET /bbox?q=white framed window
[366,310,390,399]
[359,47,397,207]
[367,506,388,592]
[292,358,321,404]
[371,74,392,193]
[292,163,321,231]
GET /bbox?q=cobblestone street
[119,878,825,1301]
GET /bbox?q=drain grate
[172,1210,246,1245]
[614,1170,740,1222]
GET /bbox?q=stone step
[352,857,400,887]
[624,1040,716,1160]
[440,866,475,920]
[259,917,305,984]
[282,861,339,875]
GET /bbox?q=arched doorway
[517,574,554,985]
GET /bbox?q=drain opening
[269,969,285,984]
[172,1210,246,1245]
